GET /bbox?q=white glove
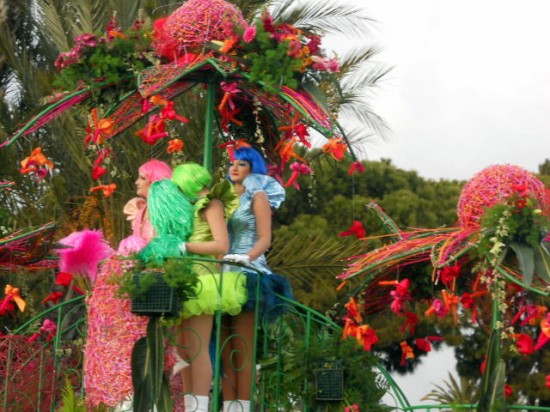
[223,254,251,266]
[178,242,187,256]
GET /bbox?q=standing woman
[84,159,172,410]
[143,163,246,412]
[221,147,293,412]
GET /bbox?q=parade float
[1,0,549,410]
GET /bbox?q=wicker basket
[131,271,182,317]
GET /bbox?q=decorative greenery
[117,257,197,304]
[261,331,389,410]
[474,192,550,287]
[217,11,339,90]
[53,18,155,106]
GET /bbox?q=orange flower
[322,137,347,160]
[167,138,184,154]
[90,183,117,198]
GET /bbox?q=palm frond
[337,45,383,74]
[268,230,365,310]
[271,0,373,38]
[35,0,70,51]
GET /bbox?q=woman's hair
[172,163,213,201]
[138,159,172,183]
[233,147,268,175]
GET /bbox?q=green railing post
[203,80,216,171]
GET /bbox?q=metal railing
[1,257,550,411]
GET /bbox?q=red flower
[415,338,432,352]
[516,333,535,355]
[515,198,527,209]
[338,221,366,239]
[348,161,366,175]
[440,264,460,287]
[546,375,550,389]
[512,183,528,197]
[505,384,513,398]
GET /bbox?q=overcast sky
[323,0,550,404]
[328,0,550,181]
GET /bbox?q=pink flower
[243,26,256,43]
[310,56,340,72]
[287,39,302,58]
[433,299,449,318]
[307,35,321,54]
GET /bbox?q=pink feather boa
[56,229,114,283]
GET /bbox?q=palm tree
[421,372,479,409]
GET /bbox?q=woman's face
[135,174,152,198]
[228,159,251,184]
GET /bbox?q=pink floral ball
[163,0,246,51]
[457,164,548,227]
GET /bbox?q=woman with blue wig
[221,146,293,412]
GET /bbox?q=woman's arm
[186,200,229,256]
[246,191,272,261]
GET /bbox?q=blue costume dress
[226,174,293,322]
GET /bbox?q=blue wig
[233,147,268,175]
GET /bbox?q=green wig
[172,163,213,202]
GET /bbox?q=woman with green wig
[141,162,246,412]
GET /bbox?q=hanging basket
[314,360,344,401]
[130,271,182,317]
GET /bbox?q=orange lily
[4,285,26,312]
[90,183,117,198]
[322,137,347,160]
[86,108,114,145]
[167,138,184,154]
[20,147,54,177]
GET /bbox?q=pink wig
[138,159,172,183]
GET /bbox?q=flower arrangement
[474,185,550,287]
[53,17,155,106]
[216,11,339,89]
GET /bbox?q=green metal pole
[203,81,216,171]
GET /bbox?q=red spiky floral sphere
[457,164,548,227]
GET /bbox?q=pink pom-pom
[56,229,114,283]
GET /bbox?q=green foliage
[53,23,154,107]
[57,378,87,412]
[131,317,173,412]
[261,331,389,410]
[421,372,479,406]
[116,257,198,302]
[242,21,303,89]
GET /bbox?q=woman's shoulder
[242,174,285,209]
[195,180,239,219]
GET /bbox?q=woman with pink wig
[84,159,174,410]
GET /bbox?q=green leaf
[535,244,550,282]
[509,242,535,287]
[302,79,330,111]
[131,337,152,412]
[477,329,503,412]
[147,316,165,404]
[157,375,175,412]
